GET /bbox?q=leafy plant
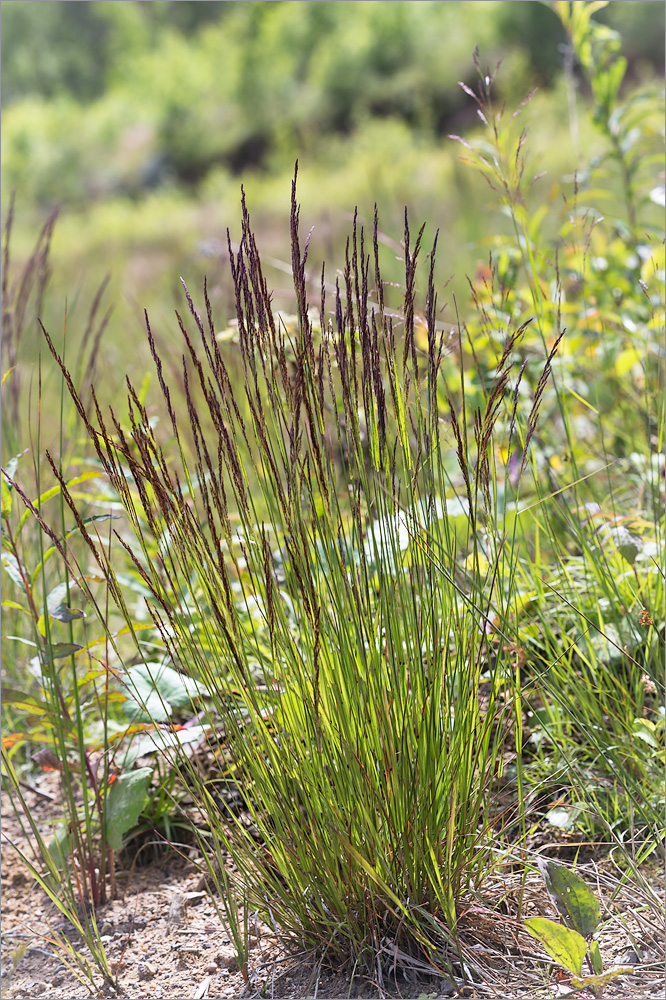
[0,207,209,987]
[525,859,632,995]
[449,6,664,849]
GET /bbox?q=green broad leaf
[47,825,74,872]
[1,472,12,518]
[44,582,86,624]
[536,860,601,938]
[633,718,660,749]
[46,581,80,614]
[104,766,152,851]
[120,724,209,768]
[545,805,582,830]
[1,552,27,592]
[604,524,641,564]
[4,453,23,479]
[122,662,208,722]
[41,642,84,663]
[49,602,86,624]
[571,967,633,991]
[589,939,603,975]
[524,917,587,976]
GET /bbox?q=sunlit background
[2,0,664,394]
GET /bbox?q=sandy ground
[2,773,664,999]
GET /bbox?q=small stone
[168,893,186,927]
[137,962,157,980]
[215,953,237,970]
[204,962,218,974]
[182,890,206,905]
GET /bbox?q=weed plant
[449,15,664,853]
[0,199,184,989]
[1,205,121,987]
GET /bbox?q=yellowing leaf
[614,347,642,377]
[641,242,665,283]
[464,551,490,576]
[571,967,633,991]
[2,732,29,749]
[1,600,28,613]
[524,917,587,976]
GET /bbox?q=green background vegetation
[2,1,664,410]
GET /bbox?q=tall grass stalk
[42,166,561,982]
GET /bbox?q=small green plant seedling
[525,859,632,996]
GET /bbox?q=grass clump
[43,168,545,984]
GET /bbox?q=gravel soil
[2,775,664,999]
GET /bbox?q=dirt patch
[2,777,664,999]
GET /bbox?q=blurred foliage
[2,0,663,202]
[0,1,222,105]
[497,1,664,86]
[1,1,663,435]
[1,1,500,198]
